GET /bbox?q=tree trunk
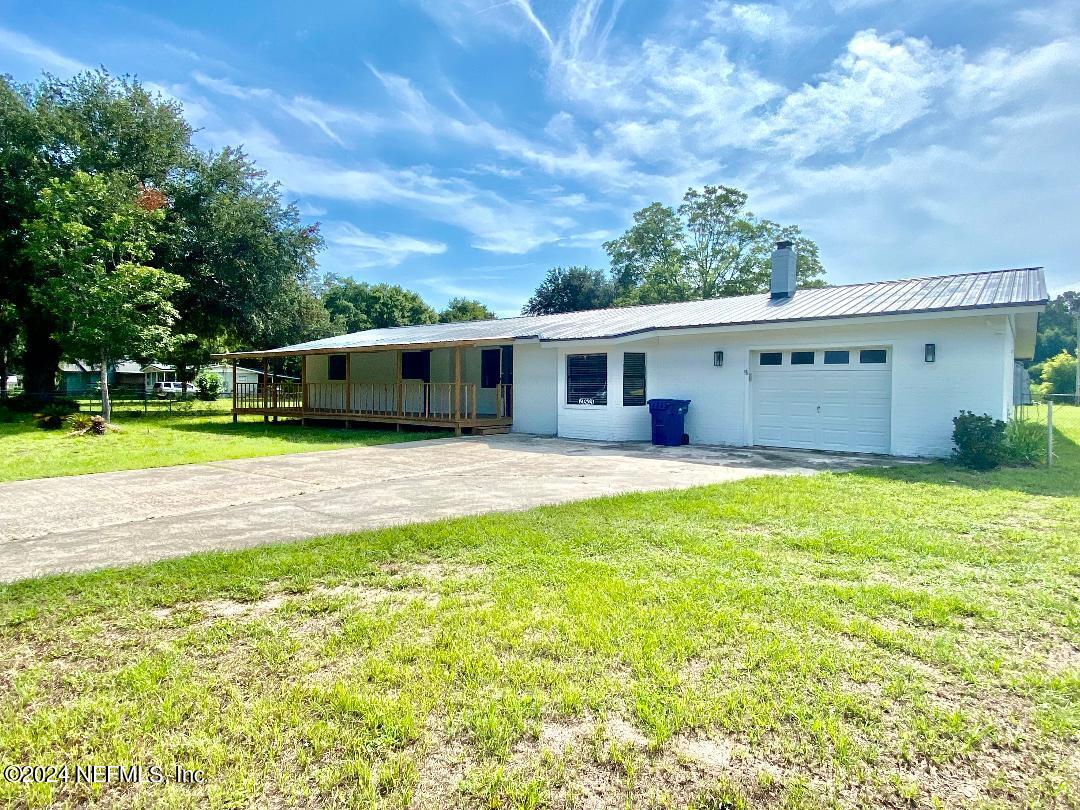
[100,354,111,422]
[22,315,61,398]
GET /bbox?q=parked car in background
[153,381,195,398]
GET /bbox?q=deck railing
[235,381,511,423]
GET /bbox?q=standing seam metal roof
[231,267,1046,356]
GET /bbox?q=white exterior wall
[511,345,558,435]
[514,312,1015,457]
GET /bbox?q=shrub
[34,403,75,430]
[1033,381,1054,402]
[952,411,1006,470]
[65,412,95,433]
[1003,417,1046,466]
[1040,350,1078,395]
[194,370,222,401]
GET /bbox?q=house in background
[61,361,264,396]
[204,363,263,394]
[59,361,148,395]
[220,244,1046,457]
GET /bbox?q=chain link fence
[1016,394,1079,467]
[1,386,229,417]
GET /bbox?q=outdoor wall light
[714,350,724,367]
[925,343,936,363]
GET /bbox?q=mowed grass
[0,419,1078,808]
[0,406,450,482]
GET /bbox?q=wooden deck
[232,381,512,435]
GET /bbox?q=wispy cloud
[706,2,823,43]
[321,222,447,270]
[192,72,381,144]
[214,128,574,254]
[0,27,88,74]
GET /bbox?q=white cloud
[758,30,960,159]
[0,27,88,74]
[321,222,446,269]
[706,2,822,43]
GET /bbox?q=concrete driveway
[0,435,894,582]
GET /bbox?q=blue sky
[2,0,1078,314]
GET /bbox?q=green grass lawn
[0,406,450,482]
[0,420,1077,808]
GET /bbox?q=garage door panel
[752,353,891,454]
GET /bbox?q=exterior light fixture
[925,343,936,363]
[714,350,724,367]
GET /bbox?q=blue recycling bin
[647,399,691,446]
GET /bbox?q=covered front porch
[223,341,514,435]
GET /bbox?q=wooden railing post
[231,359,238,423]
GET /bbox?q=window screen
[567,354,607,405]
[401,350,431,381]
[327,354,347,381]
[759,352,783,366]
[791,351,815,365]
[622,353,646,406]
[481,349,501,388]
[824,350,850,365]
[860,349,887,364]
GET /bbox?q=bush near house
[1039,350,1078,395]
[194,368,222,401]
[951,411,1006,469]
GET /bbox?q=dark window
[327,354,347,381]
[622,353,646,406]
[824,350,850,365]
[567,354,607,405]
[860,349,887,364]
[500,345,514,385]
[791,351,815,365]
[481,349,501,388]
[401,350,431,381]
[759,352,783,366]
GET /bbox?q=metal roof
[229,267,1046,357]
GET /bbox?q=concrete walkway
[0,435,894,582]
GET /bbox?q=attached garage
[751,348,892,454]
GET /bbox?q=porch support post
[396,350,403,418]
[345,352,352,429]
[262,358,269,422]
[454,346,462,437]
[300,353,307,425]
[271,361,278,422]
[231,359,238,423]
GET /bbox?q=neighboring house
[3,375,18,391]
[202,363,262,395]
[64,361,266,396]
[221,243,1047,457]
[59,361,148,395]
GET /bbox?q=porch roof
[220,267,1046,359]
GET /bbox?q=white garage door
[751,348,891,454]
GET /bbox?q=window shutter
[622,353,646,406]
